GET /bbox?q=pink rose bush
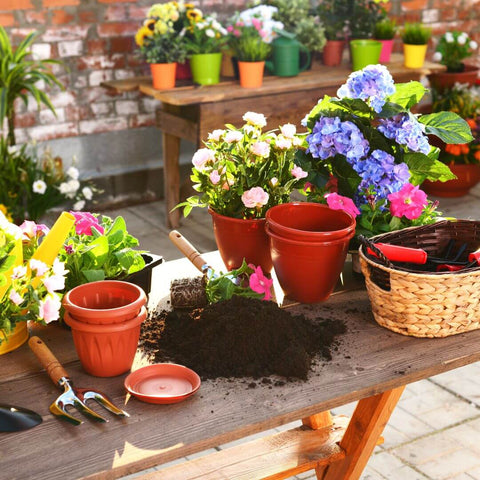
[0,212,68,343]
[179,111,307,219]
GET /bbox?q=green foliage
[0,26,64,146]
[374,18,396,40]
[419,112,474,144]
[316,0,350,40]
[434,31,478,73]
[347,0,388,39]
[138,33,187,64]
[431,83,480,120]
[401,22,432,45]
[230,27,272,62]
[183,15,228,54]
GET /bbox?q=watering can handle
[169,230,209,272]
[298,43,311,73]
[29,336,69,386]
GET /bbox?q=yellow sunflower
[0,204,12,222]
[135,25,153,47]
[187,8,202,22]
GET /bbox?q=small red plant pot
[64,307,147,377]
[266,226,354,304]
[63,280,147,324]
[266,203,355,242]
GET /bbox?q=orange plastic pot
[150,62,176,90]
[209,208,272,273]
[266,203,355,242]
[238,61,265,88]
[64,307,146,377]
[322,40,345,66]
[266,225,354,303]
[63,280,147,324]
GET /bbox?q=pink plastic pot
[378,39,394,63]
[266,203,355,242]
[64,307,147,377]
[266,225,354,303]
[63,280,147,324]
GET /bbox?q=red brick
[79,117,128,135]
[64,104,90,122]
[130,113,155,128]
[76,54,125,71]
[110,36,134,53]
[86,38,107,55]
[43,0,79,6]
[78,9,97,24]
[0,13,15,26]
[104,5,127,22]
[97,0,132,3]
[97,21,138,38]
[41,25,89,41]
[401,0,427,11]
[28,122,78,142]
[51,10,74,25]
[24,10,47,24]
[0,0,33,10]
[128,6,148,20]
[15,112,36,128]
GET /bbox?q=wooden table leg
[162,127,181,229]
[320,386,405,480]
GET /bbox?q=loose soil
[140,296,346,381]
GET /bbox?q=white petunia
[470,41,478,50]
[82,186,93,200]
[73,200,85,211]
[33,180,47,194]
[457,34,467,45]
[66,166,79,179]
[205,29,215,38]
[432,51,442,62]
[445,32,454,43]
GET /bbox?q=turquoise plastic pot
[350,39,382,71]
[190,53,222,85]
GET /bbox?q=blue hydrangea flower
[337,65,396,113]
[378,114,430,154]
[306,116,370,163]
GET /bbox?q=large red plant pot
[423,164,480,198]
[64,307,146,377]
[266,226,354,304]
[427,65,479,92]
[266,203,355,242]
[209,208,272,273]
[63,280,147,324]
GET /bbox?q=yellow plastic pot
[403,43,428,69]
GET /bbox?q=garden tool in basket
[28,336,129,426]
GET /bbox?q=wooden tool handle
[169,230,210,273]
[28,336,69,385]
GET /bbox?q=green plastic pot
[350,39,382,71]
[190,53,222,85]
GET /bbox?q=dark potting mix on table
[140,296,346,381]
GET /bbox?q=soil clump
[141,296,346,381]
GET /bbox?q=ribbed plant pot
[427,65,480,92]
[422,163,480,197]
[209,208,272,273]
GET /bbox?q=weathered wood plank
[156,110,197,143]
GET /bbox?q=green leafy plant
[317,0,350,41]
[432,31,478,73]
[401,22,432,45]
[374,18,396,40]
[347,0,388,39]
[183,14,228,54]
[58,212,146,292]
[0,26,64,147]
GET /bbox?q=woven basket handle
[358,235,394,269]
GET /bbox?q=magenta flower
[388,183,428,220]
[241,187,269,209]
[248,264,273,301]
[71,211,104,235]
[325,192,360,218]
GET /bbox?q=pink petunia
[291,165,308,179]
[38,294,62,323]
[325,192,360,218]
[29,259,49,277]
[9,289,23,306]
[19,220,37,240]
[388,183,428,220]
[71,211,104,236]
[241,187,269,209]
[43,274,66,294]
[248,264,273,301]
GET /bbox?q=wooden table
[2,254,477,480]
[102,56,444,229]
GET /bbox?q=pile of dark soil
[141,296,346,381]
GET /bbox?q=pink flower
[242,111,267,128]
[251,18,262,30]
[208,129,225,141]
[38,294,61,324]
[388,183,428,220]
[291,165,308,179]
[71,211,104,235]
[241,187,269,209]
[224,130,243,143]
[192,148,215,170]
[19,220,48,239]
[43,274,66,294]
[29,259,49,277]
[11,266,27,280]
[248,264,273,301]
[251,141,270,157]
[227,25,234,32]
[52,258,68,277]
[276,137,292,150]
[9,290,23,306]
[209,169,221,185]
[325,193,360,218]
[280,123,296,139]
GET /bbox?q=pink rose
[388,183,428,220]
[71,211,104,236]
[207,129,225,141]
[209,169,221,185]
[248,264,273,301]
[291,165,308,179]
[224,130,243,143]
[251,141,270,157]
[192,148,215,170]
[241,187,269,209]
[242,111,267,128]
[325,193,360,218]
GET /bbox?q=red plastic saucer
[124,363,201,404]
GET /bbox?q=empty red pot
[64,307,147,377]
[63,280,147,324]
[266,203,355,242]
[267,226,354,303]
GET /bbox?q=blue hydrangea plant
[296,64,474,239]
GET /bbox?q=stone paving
[113,182,480,479]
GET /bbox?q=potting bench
[2,253,477,480]
[102,55,444,229]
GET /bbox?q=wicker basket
[359,220,480,338]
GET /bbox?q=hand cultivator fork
[29,336,129,426]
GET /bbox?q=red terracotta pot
[322,40,345,67]
[427,65,479,92]
[266,203,355,242]
[176,60,192,80]
[378,39,394,63]
[422,163,480,197]
[62,280,147,324]
[64,307,146,377]
[266,226,354,304]
[209,208,272,273]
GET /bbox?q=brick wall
[0,0,479,146]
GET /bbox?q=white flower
[205,29,215,38]
[251,141,270,157]
[275,136,292,150]
[7,145,19,155]
[82,186,93,200]
[457,33,467,45]
[280,123,296,139]
[224,130,243,143]
[33,180,47,194]
[52,258,68,277]
[432,51,442,62]
[66,179,80,198]
[30,259,49,277]
[445,32,454,43]
[208,129,225,141]
[73,200,85,211]
[192,148,215,170]
[11,265,27,280]
[470,40,478,50]
[242,111,267,128]
[66,166,79,179]
[270,177,278,187]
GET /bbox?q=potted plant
[294,64,473,254]
[374,17,396,63]
[135,2,188,90]
[429,31,479,91]
[183,14,228,85]
[317,0,349,66]
[0,212,73,353]
[177,112,307,273]
[401,22,432,68]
